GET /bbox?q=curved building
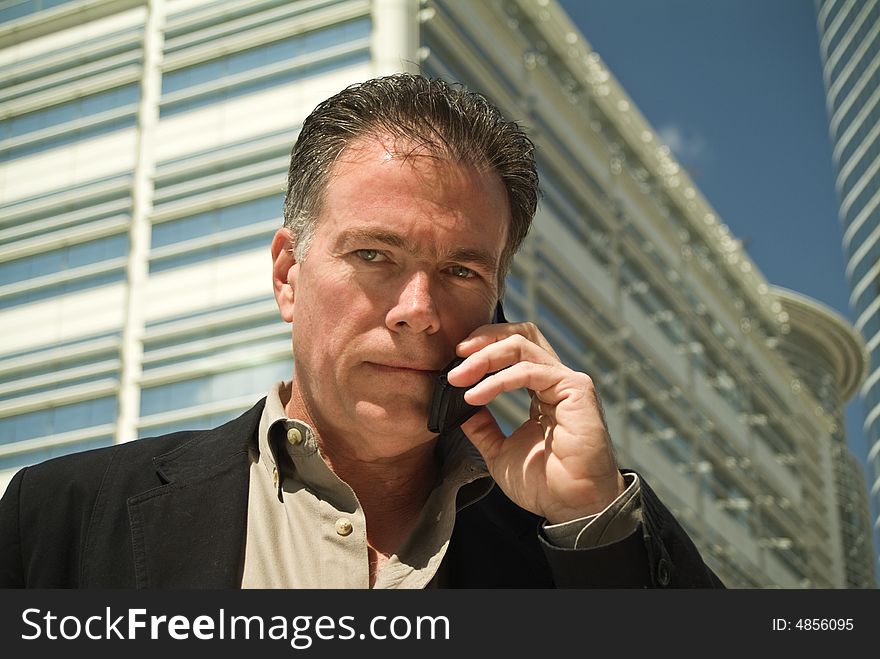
[773,287,875,587]
[815,0,880,566]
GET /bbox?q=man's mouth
[366,362,440,375]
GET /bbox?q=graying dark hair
[283,73,539,288]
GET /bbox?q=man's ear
[271,228,298,323]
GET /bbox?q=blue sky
[556,0,873,469]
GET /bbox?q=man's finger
[459,408,506,463]
[463,361,575,407]
[456,321,559,360]
[447,334,556,387]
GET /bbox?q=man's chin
[353,399,434,437]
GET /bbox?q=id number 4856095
[771,618,854,631]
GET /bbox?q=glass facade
[817,0,880,575]
[0,0,374,478]
[0,330,120,471]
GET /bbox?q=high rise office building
[815,0,880,572]
[1,0,870,586]
[774,287,875,587]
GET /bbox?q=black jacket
[0,399,723,588]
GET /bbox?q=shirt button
[272,467,279,489]
[287,427,303,445]
[335,518,353,536]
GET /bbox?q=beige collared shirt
[240,381,641,588]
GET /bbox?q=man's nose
[385,271,441,334]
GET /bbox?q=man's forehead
[327,133,507,214]
[321,131,511,274]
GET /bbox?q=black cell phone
[427,301,506,434]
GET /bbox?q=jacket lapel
[126,404,261,588]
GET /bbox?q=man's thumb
[459,408,504,464]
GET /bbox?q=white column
[371,0,419,76]
[116,0,165,444]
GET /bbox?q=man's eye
[447,265,476,279]
[355,249,384,262]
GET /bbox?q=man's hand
[448,322,626,525]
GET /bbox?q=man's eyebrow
[336,228,410,250]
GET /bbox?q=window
[140,360,290,417]
[0,397,116,445]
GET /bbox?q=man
[0,74,722,588]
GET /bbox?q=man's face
[278,135,510,458]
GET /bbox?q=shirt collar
[256,380,490,505]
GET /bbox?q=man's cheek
[444,310,490,341]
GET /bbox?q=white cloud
[657,123,708,164]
